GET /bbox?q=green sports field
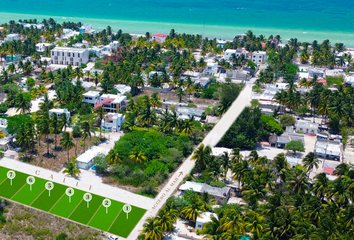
[0,166,146,238]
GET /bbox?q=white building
[76,146,109,170]
[96,94,127,112]
[114,84,131,95]
[101,113,125,132]
[79,24,95,35]
[0,118,8,134]
[20,78,28,88]
[49,108,70,121]
[295,120,318,135]
[83,91,100,107]
[252,51,267,64]
[196,212,218,231]
[148,71,163,78]
[4,34,21,42]
[36,43,53,53]
[203,60,218,75]
[224,48,249,61]
[151,33,168,43]
[51,47,89,66]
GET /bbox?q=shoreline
[1,12,354,47]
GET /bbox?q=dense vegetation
[141,149,354,240]
[217,107,282,149]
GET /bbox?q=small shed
[196,212,218,231]
[76,146,109,170]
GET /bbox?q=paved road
[129,82,253,240]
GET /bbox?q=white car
[108,235,119,240]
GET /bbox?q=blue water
[1,0,354,45]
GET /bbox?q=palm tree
[231,147,243,165]
[94,106,105,139]
[312,172,329,200]
[129,147,147,163]
[182,199,205,221]
[180,118,194,136]
[107,149,122,164]
[157,208,174,233]
[37,112,51,155]
[50,113,59,149]
[60,132,75,162]
[141,217,163,240]
[232,160,250,188]
[273,153,290,184]
[302,152,320,175]
[58,112,69,132]
[191,144,211,173]
[176,87,186,103]
[81,121,91,152]
[15,92,31,114]
[63,159,81,179]
[202,213,223,239]
[244,210,265,237]
[220,208,246,235]
[16,123,32,158]
[150,91,162,109]
[220,152,230,178]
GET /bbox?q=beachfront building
[151,33,168,43]
[101,113,125,132]
[4,34,21,42]
[79,24,95,35]
[216,39,227,48]
[252,51,267,64]
[36,43,53,54]
[95,94,127,112]
[50,47,89,66]
[49,108,70,121]
[83,91,100,107]
[76,146,109,170]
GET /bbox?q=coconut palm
[129,147,147,163]
[107,149,122,164]
[302,152,320,174]
[141,217,163,240]
[232,160,250,188]
[191,144,211,173]
[94,106,105,139]
[60,132,75,162]
[16,123,33,158]
[63,159,81,179]
[50,113,59,149]
[244,210,265,237]
[37,112,51,155]
[176,87,186,103]
[157,208,174,233]
[81,121,91,152]
[181,199,205,221]
[15,92,31,114]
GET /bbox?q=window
[52,51,54,56]
[62,52,64,56]
[259,56,262,58]
[68,53,71,57]
[57,52,60,56]
[73,53,75,57]
[198,225,202,228]
[259,60,261,62]
[78,53,80,57]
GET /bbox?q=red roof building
[151,33,168,43]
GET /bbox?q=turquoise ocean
[1,0,354,46]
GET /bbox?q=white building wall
[51,47,89,66]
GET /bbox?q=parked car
[108,235,118,240]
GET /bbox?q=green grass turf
[31,181,67,212]
[0,170,28,199]
[108,205,146,238]
[11,176,47,205]
[50,188,86,218]
[88,199,124,231]
[0,166,12,182]
[69,193,104,225]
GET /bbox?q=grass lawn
[68,193,104,225]
[108,205,146,238]
[50,188,86,218]
[30,181,67,212]
[88,199,124,231]
[0,170,28,199]
[0,166,11,183]
[11,176,48,205]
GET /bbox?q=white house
[83,91,100,107]
[76,146,109,170]
[252,51,267,64]
[151,33,168,43]
[148,71,163,78]
[36,43,53,53]
[96,94,127,112]
[203,60,218,75]
[295,120,318,135]
[20,78,28,88]
[196,212,218,231]
[224,48,249,61]
[79,24,95,35]
[4,34,21,42]
[216,39,227,49]
[114,84,131,95]
[101,113,125,132]
[49,108,70,121]
[51,47,89,66]
[224,49,237,61]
